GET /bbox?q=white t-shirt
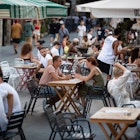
[0,89,8,131]
[39,54,52,68]
[37,50,42,61]
[97,35,117,65]
[77,25,86,37]
[0,82,21,113]
[87,33,92,40]
[51,47,59,57]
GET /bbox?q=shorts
[34,30,40,36]
[12,38,20,43]
[97,59,112,75]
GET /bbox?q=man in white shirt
[39,47,52,68]
[50,41,60,57]
[0,89,13,131]
[0,67,21,114]
[97,28,126,79]
[36,39,45,61]
[77,20,86,46]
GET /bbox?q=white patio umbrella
[76,0,140,18]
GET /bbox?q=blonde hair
[113,66,123,77]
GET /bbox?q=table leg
[98,123,111,140]
[54,85,82,116]
[53,87,71,112]
[117,124,128,140]
[115,124,129,140]
[67,86,81,115]
[106,123,118,138]
[15,69,26,91]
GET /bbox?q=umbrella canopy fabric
[0,0,67,19]
[0,0,45,19]
[76,0,109,13]
[24,0,67,17]
[76,0,140,18]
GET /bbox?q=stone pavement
[0,32,137,140]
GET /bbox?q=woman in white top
[107,62,140,108]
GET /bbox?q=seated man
[0,67,22,113]
[68,38,81,56]
[39,56,71,94]
[36,39,45,61]
[50,41,60,57]
[39,47,53,68]
[0,89,13,132]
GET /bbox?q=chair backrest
[60,62,72,74]
[26,79,39,94]
[0,61,9,67]
[43,104,57,130]
[108,92,136,108]
[125,64,137,70]
[55,112,67,129]
[108,94,117,107]
[6,110,25,131]
[88,86,106,97]
[14,58,24,66]
[0,61,10,78]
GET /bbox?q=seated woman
[19,43,33,64]
[128,48,140,66]
[75,56,104,106]
[20,43,40,65]
[107,62,140,108]
[20,43,41,80]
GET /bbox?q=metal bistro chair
[26,78,60,114]
[0,104,27,140]
[84,86,110,118]
[0,61,10,82]
[44,104,95,140]
[60,62,73,74]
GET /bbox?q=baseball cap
[60,20,64,24]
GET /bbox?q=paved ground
[0,32,137,140]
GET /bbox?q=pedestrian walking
[23,19,34,45]
[77,20,86,46]
[33,20,41,46]
[11,19,22,54]
[58,20,69,56]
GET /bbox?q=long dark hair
[0,67,3,79]
[131,48,139,63]
[21,43,32,56]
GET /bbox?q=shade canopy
[25,0,67,17]
[76,0,140,18]
[0,0,45,19]
[0,0,67,19]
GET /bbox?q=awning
[0,0,45,19]
[0,0,67,19]
[24,0,67,17]
[76,0,140,18]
